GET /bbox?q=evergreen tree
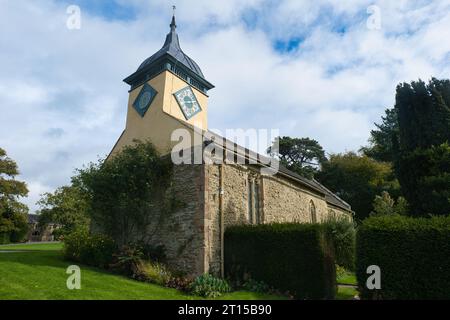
[267,136,326,179]
[361,108,399,162]
[394,78,450,216]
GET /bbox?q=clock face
[173,86,202,120]
[133,83,157,117]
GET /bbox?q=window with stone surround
[247,177,260,224]
[310,200,317,223]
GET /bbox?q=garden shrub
[134,260,172,285]
[190,274,231,298]
[109,244,144,276]
[225,223,336,299]
[356,214,450,299]
[63,229,116,268]
[109,242,167,276]
[242,279,270,294]
[323,216,356,270]
[166,276,193,292]
[0,232,10,244]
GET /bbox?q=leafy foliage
[371,191,408,216]
[109,244,145,276]
[267,136,326,178]
[225,223,336,299]
[73,140,173,245]
[109,242,167,277]
[134,260,172,286]
[190,274,231,298]
[316,152,398,221]
[37,185,90,237]
[356,214,450,299]
[394,78,450,216]
[0,147,29,243]
[63,228,116,268]
[166,276,193,292]
[242,279,270,294]
[361,108,399,162]
[323,216,356,270]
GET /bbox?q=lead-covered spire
[170,7,177,31]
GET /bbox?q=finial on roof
[170,5,177,31]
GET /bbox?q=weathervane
[172,5,176,16]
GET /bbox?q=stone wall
[122,161,350,278]
[204,163,352,276]
[143,163,206,278]
[262,174,329,223]
[205,163,254,275]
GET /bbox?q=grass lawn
[0,242,63,251]
[336,286,358,300]
[337,270,357,286]
[0,243,283,300]
[0,243,356,300]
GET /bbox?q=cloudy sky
[1,0,449,212]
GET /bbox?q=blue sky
[0,0,449,211]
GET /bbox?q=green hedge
[356,215,450,299]
[225,223,336,299]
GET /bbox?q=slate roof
[137,16,205,78]
[162,115,352,212]
[203,130,352,212]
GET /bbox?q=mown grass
[0,243,356,300]
[336,268,357,286]
[0,243,283,300]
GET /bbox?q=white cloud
[0,0,449,211]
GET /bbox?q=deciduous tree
[0,147,29,243]
[316,152,398,221]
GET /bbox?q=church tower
[110,13,214,156]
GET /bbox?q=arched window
[310,200,317,223]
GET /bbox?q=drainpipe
[219,164,225,278]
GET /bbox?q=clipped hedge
[225,223,336,299]
[356,215,450,299]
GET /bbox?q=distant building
[27,214,59,242]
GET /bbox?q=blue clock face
[133,83,157,117]
[173,86,202,120]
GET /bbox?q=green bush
[110,244,144,276]
[323,216,356,270]
[166,276,192,292]
[134,260,172,285]
[225,223,336,299]
[356,214,450,299]
[242,279,270,294]
[63,229,116,268]
[190,274,231,298]
[0,232,10,244]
